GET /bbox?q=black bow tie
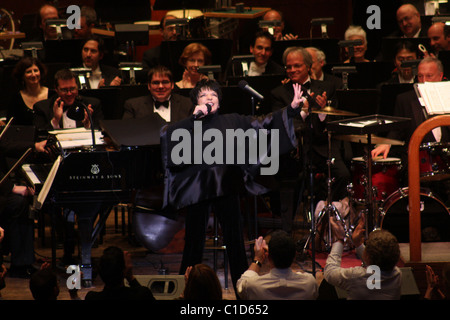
[154,100,169,109]
[302,81,311,90]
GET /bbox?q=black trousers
[0,193,34,267]
[179,195,249,292]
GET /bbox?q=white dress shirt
[324,241,402,300]
[237,267,318,300]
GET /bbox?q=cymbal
[311,106,359,116]
[335,134,405,145]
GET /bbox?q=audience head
[344,25,368,61]
[282,46,313,84]
[250,30,275,66]
[74,6,97,39]
[396,4,422,38]
[98,246,126,287]
[267,230,296,269]
[178,42,212,75]
[160,15,178,41]
[417,56,444,83]
[394,40,418,81]
[190,78,222,114]
[39,4,59,40]
[262,10,285,40]
[54,69,79,105]
[183,264,223,300]
[12,56,47,90]
[428,22,450,53]
[147,65,174,102]
[82,35,105,70]
[29,268,59,300]
[306,47,326,80]
[363,229,400,272]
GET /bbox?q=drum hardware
[302,131,352,253]
[327,114,411,238]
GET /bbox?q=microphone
[238,80,264,100]
[193,103,212,120]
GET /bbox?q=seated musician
[231,31,285,77]
[122,65,193,122]
[141,14,178,71]
[78,35,122,89]
[175,43,212,89]
[32,69,104,273]
[73,6,97,40]
[343,25,371,63]
[261,10,298,41]
[33,68,104,132]
[380,40,418,85]
[0,135,48,278]
[372,57,450,205]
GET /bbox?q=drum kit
[301,106,450,257]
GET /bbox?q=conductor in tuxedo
[122,65,193,122]
[33,69,103,132]
[270,46,351,204]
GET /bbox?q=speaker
[130,275,185,300]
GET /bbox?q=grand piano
[22,115,166,287]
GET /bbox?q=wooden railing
[408,115,450,261]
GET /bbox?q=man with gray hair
[270,47,351,207]
[306,47,343,89]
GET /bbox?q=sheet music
[35,155,62,210]
[48,128,104,149]
[416,82,450,115]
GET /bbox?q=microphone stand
[307,96,316,277]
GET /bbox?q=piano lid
[100,114,167,147]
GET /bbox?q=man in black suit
[270,46,351,207]
[79,35,122,89]
[372,56,450,204]
[32,69,104,276]
[233,31,285,77]
[306,47,343,89]
[33,69,104,132]
[390,4,427,38]
[141,15,178,71]
[122,65,193,122]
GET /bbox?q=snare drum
[381,187,450,242]
[419,142,450,182]
[351,157,402,203]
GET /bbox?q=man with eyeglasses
[269,47,351,232]
[33,68,104,132]
[390,4,426,38]
[122,65,193,122]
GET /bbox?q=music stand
[115,24,149,62]
[378,83,414,117]
[380,37,430,62]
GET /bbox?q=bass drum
[381,187,450,243]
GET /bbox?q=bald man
[262,10,298,41]
[428,22,450,54]
[393,4,426,38]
